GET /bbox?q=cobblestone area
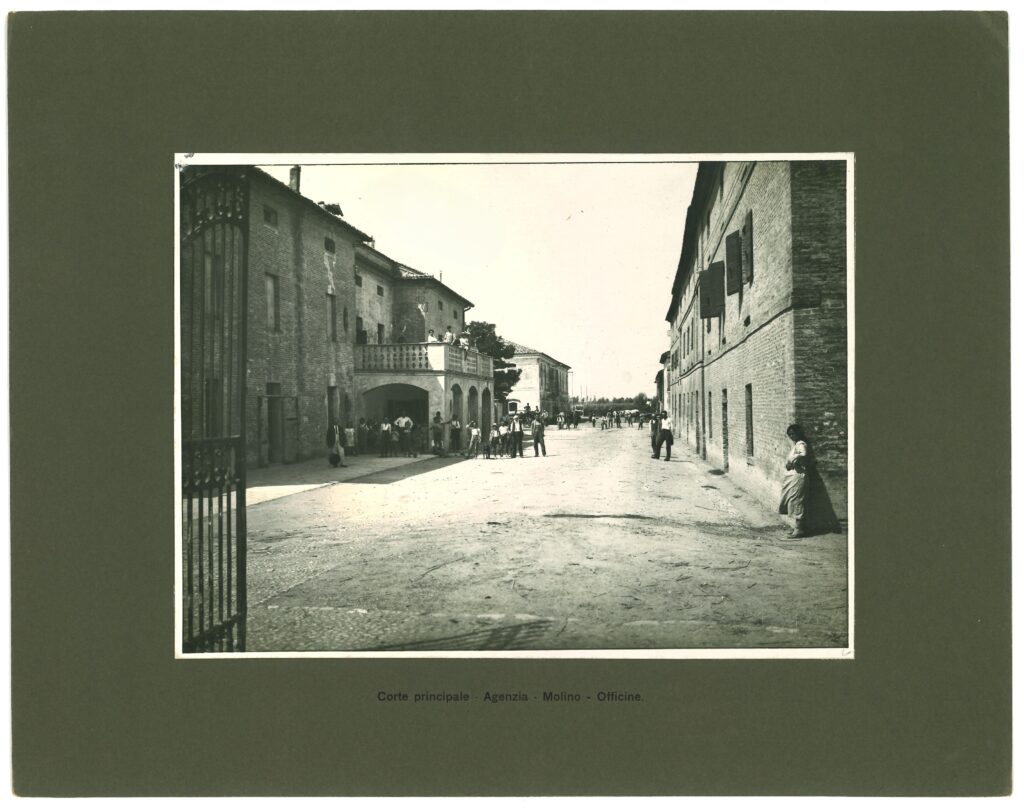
[244,425,849,652]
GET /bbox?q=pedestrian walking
[532,412,547,457]
[326,421,347,468]
[652,411,673,461]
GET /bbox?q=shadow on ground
[344,455,466,485]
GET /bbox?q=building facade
[506,342,571,417]
[664,160,848,520]
[182,165,494,469]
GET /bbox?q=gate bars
[180,166,249,652]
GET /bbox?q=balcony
[355,342,494,377]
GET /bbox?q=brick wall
[665,161,848,520]
[245,174,359,466]
[790,161,848,518]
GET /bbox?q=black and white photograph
[177,154,853,657]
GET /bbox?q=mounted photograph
[176,154,852,658]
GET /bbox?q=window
[376,285,384,297]
[745,384,754,458]
[355,273,363,287]
[356,316,365,344]
[343,306,349,332]
[265,274,280,331]
[377,323,385,344]
[327,293,337,342]
[263,205,278,227]
[707,392,713,439]
[438,300,444,311]
[324,237,335,253]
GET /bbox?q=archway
[362,383,430,453]
[451,384,464,423]
[467,386,479,428]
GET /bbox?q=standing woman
[778,424,841,538]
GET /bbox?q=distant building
[505,342,571,416]
[663,160,848,519]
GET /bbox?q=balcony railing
[355,342,494,376]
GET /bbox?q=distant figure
[487,422,499,458]
[467,421,481,458]
[427,329,438,342]
[532,413,547,457]
[443,326,456,344]
[649,412,661,454]
[652,411,673,461]
[326,421,347,468]
[778,424,841,538]
[379,419,393,458]
[431,411,447,455]
[450,416,462,452]
[508,414,524,458]
[394,412,413,456]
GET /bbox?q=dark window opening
[377,323,385,344]
[263,206,278,227]
[265,274,280,331]
[324,237,335,253]
[376,285,384,297]
[355,273,363,287]
[343,306,349,332]
[327,293,337,342]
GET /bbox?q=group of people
[554,411,580,430]
[425,326,471,348]
[428,411,549,459]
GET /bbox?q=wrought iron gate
[180,166,249,652]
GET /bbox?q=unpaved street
[246,425,848,651]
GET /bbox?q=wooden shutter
[699,262,725,319]
[726,230,742,294]
[741,210,754,284]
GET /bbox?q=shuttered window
[741,210,754,285]
[699,262,725,319]
[726,230,742,295]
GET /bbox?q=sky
[260,158,697,399]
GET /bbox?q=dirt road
[245,424,849,652]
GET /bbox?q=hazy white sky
[261,158,697,399]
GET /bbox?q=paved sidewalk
[245,451,449,507]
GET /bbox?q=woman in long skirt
[778,424,840,537]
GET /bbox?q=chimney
[289,166,301,193]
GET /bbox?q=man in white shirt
[394,413,413,456]
[442,326,456,344]
[652,411,674,461]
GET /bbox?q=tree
[466,320,522,403]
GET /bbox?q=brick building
[183,165,494,468]
[663,160,848,520]
[506,342,571,417]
